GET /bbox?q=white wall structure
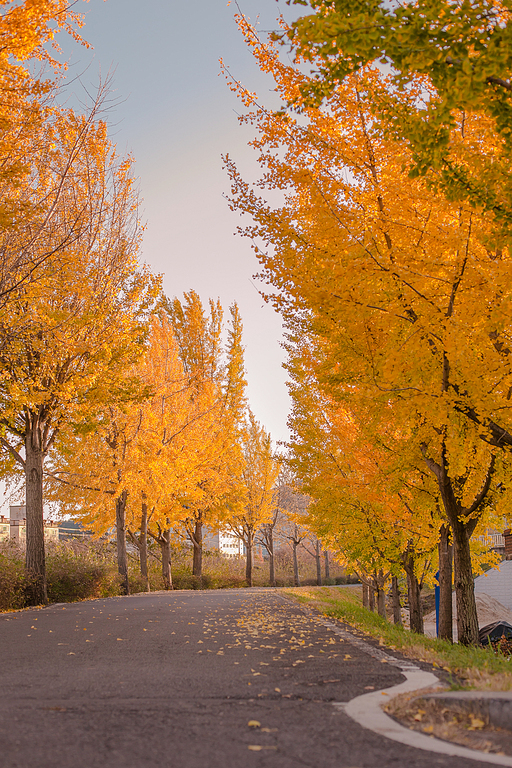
[474,560,512,612]
[0,515,10,541]
[6,506,59,544]
[203,529,245,558]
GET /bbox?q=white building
[204,529,245,558]
[0,506,59,544]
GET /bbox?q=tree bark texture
[191,518,203,580]
[292,540,300,587]
[315,539,322,586]
[369,583,375,612]
[324,550,330,580]
[160,527,173,590]
[422,445,494,645]
[376,571,386,618]
[403,552,423,634]
[453,523,478,645]
[245,531,253,587]
[391,576,402,626]
[438,524,453,641]
[116,490,129,596]
[25,431,47,605]
[139,501,149,592]
[362,583,369,609]
[268,531,276,587]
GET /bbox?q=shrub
[46,541,120,602]
[0,542,29,610]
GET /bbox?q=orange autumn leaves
[46,293,278,552]
[224,14,512,606]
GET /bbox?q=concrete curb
[414,691,512,731]
[292,605,512,765]
[335,669,512,766]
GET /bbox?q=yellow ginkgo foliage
[225,16,512,644]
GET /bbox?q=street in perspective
[2,1,512,767]
[0,589,507,768]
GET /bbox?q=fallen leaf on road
[248,746,276,752]
[248,720,261,728]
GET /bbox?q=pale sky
[56,0,302,446]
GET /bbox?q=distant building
[203,529,245,558]
[475,529,506,559]
[1,506,60,544]
[0,515,10,541]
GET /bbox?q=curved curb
[336,669,512,766]
[280,593,512,764]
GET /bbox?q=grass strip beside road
[281,586,512,691]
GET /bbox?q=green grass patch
[281,586,512,691]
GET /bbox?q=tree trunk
[315,539,322,586]
[139,501,149,592]
[403,552,423,634]
[324,550,330,580]
[116,490,129,596]
[191,518,203,580]
[438,524,453,641]
[422,447,493,646]
[376,570,386,618]
[369,582,375,612]
[391,576,402,626]
[245,532,253,587]
[25,430,47,605]
[160,527,173,590]
[452,521,478,645]
[268,530,276,587]
[292,540,300,587]
[362,582,369,609]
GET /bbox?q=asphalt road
[0,588,492,768]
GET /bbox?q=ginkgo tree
[284,326,441,628]
[225,17,512,643]
[0,0,92,295]
[165,293,248,581]
[47,309,225,593]
[0,110,158,604]
[285,0,512,229]
[47,297,259,592]
[225,411,280,587]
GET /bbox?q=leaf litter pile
[386,690,512,757]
